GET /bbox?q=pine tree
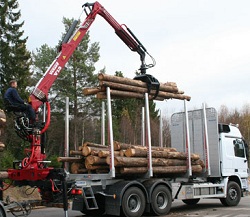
[0,0,31,105]
[0,0,31,160]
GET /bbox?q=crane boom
[30,1,154,112]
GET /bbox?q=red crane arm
[30,1,149,112]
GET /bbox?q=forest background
[0,0,250,170]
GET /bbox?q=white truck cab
[219,124,249,187]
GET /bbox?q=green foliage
[47,155,62,168]
[0,150,15,170]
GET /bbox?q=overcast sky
[18,0,250,116]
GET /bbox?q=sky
[18,0,250,117]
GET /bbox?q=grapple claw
[134,74,160,99]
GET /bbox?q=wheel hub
[157,192,168,209]
[128,194,141,212]
[229,188,237,200]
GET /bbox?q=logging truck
[58,105,248,217]
[0,1,249,217]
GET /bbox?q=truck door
[232,138,248,177]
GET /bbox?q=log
[82,146,107,157]
[83,142,107,148]
[70,150,83,156]
[97,90,165,101]
[100,81,179,95]
[193,159,205,168]
[99,81,189,101]
[70,163,87,174]
[119,150,126,157]
[98,150,120,158]
[107,156,203,167]
[114,141,177,152]
[85,155,107,165]
[119,165,203,174]
[98,73,179,93]
[83,87,104,96]
[125,147,177,158]
[85,164,109,170]
[57,157,84,163]
[0,171,8,179]
[124,148,199,160]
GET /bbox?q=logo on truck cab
[49,61,62,76]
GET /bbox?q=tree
[0,0,31,105]
[0,0,31,162]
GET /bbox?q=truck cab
[219,124,249,186]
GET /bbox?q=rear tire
[182,198,200,205]
[150,185,172,216]
[220,181,241,206]
[121,186,146,217]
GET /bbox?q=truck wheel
[121,186,146,217]
[150,185,172,216]
[182,198,200,205]
[220,181,241,206]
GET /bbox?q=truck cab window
[233,139,245,158]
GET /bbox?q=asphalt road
[17,196,250,217]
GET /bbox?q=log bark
[83,87,103,96]
[99,81,189,101]
[57,157,83,163]
[70,150,83,156]
[85,155,107,165]
[82,146,107,157]
[100,81,179,95]
[97,90,165,101]
[98,150,120,158]
[114,141,177,152]
[125,146,177,158]
[98,73,179,92]
[119,150,126,157]
[85,164,109,170]
[119,165,202,174]
[124,148,199,160]
[83,142,107,148]
[70,163,87,174]
[107,156,202,167]
[125,148,168,158]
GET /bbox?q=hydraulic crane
[7,2,157,182]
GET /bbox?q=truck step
[82,186,98,210]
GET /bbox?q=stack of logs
[58,141,204,176]
[83,73,191,101]
[0,109,6,152]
